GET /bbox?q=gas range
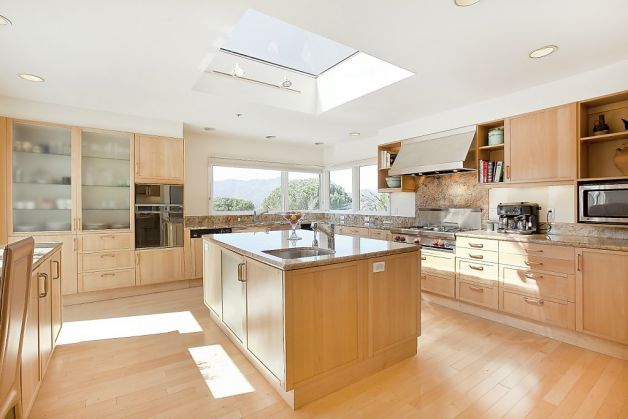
[390,208,482,253]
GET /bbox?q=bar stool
[0,237,35,419]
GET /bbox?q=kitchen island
[203,229,420,408]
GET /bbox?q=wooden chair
[0,238,35,419]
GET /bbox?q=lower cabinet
[203,241,222,317]
[220,248,246,342]
[135,247,184,285]
[577,248,628,345]
[421,250,455,298]
[21,248,63,417]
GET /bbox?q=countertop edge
[32,242,63,271]
[456,231,628,252]
[203,234,420,270]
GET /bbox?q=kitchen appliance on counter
[390,208,482,253]
[497,202,540,234]
[578,180,628,225]
[135,184,183,248]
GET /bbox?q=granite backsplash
[414,173,489,219]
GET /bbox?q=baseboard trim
[423,293,628,361]
[63,278,202,306]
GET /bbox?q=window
[287,172,320,210]
[359,165,389,213]
[329,169,352,211]
[211,166,281,212]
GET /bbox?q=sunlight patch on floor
[56,311,203,344]
[188,344,255,399]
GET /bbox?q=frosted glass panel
[12,123,72,232]
[81,131,131,230]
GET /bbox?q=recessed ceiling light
[18,73,45,82]
[236,113,243,117]
[0,14,12,25]
[203,127,215,132]
[454,0,480,6]
[281,76,292,88]
[529,45,558,59]
[349,132,360,137]
[265,135,276,139]
[232,63,245,77]
[314,142,324,146]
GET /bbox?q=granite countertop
[0,242,62,278]
[190,223,396,231]
[456,230,628,252]
[204,230,418,270]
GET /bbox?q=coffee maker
[497,202,540,235]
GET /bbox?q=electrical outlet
[373,262,385,273]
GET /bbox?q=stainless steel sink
[262,247,335,259]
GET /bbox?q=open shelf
[478,144,505,151]
[578,90,628,180]
[377,140,416,192]
[577,176,628,183]
[476,120,506,184]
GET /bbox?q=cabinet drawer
[80,268,135,292]
[421,273,455,298]
[501,267,574,302]
[338,226,368,236]
[422,250,455,279]
[456,259,498,286]
[81,233,133,252]
[369,229,391,241]
[502,290,575,329]
[499,253,574,274]
[80,250,134,272]
[499,241,574,260]
[455,247,498,263]
[456,237,499,252]
[457,280,498,310]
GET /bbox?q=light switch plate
[373,261,385,272]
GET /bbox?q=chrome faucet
[311,222,335,250]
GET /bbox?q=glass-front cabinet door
[80,130,132,231]
[11,122,73,233]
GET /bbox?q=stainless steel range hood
[388,126,477,176]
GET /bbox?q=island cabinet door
[221,248,246,342]
[203,240,222,318]
[245,258,285,382]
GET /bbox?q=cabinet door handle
[523,296,544,305]
[469,243,484,249]
[577,254,583,271]
[524,272,543,280]
[468,285,484,292]
[506,165,511,180]
[52,260,60,279]
[237,262,246,282]
[38,273,49,298]
[524,260,543,266]
[468,264,484,271]
[469,254,484,259]
[421,256,427,261]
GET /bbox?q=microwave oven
[578,181,628,224]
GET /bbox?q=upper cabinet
[10,121,75,233]
[134,135,184,184]
[507,103,577,183]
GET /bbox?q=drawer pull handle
[421,256,427,260]
[524,261,543,266]
[524,273,543,280]
[100,254,116,258]
[100,235,116,239]
[469,254,484,259]
[469,264,484,271]
[468,285,484,292]
[469,243,484,249]
[523,296,544,305]
[101,273,116,277]
[527,249,544,253]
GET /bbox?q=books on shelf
[478,160,504,183]
[379,150,397,169]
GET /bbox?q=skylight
[221,9,358,76]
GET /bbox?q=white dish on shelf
[15,224,41,232]
[45,221,71,231]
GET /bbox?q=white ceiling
[1,0,627,145]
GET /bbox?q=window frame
[208,158,323,215]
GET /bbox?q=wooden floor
[31,288,628,419]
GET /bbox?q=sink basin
[262,247,335,259]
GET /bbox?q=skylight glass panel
[221,9,357,76]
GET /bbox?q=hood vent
[388,126,477,177]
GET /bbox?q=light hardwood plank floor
[31,287,628,418]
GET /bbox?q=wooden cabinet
[184,229,204,280]
[79,232,135,292]
[136,247,184,285]
[203,240,222,318]
[134,135,184,184]
[245,258,285,381]
[336,226,369,237]
[421,249,455,298]
[21,248,63,417]
[577,248,628,345]
[221,248,246,342]
[507,103,577,183]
